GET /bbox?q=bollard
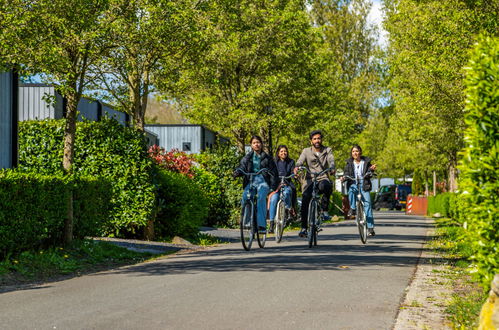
[406,195,413,214]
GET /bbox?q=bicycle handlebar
[236,168,270,177]
[296,166,334,177]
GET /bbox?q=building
[0,71,18,169]
[15,84,227,153]
[18,83,129,126]
[145,124,229,154]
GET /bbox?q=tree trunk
[62,88,78,245]
[433,171,437,196]
[448,158,458,192]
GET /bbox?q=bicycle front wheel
[356,201,367,244]
[307,200,317,248]
[240,202,254,251]
[275,200,286,243]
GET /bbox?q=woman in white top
[341,145,377,235]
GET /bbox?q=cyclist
[268,145,296,233]
[293,130,335,238]
[341,144,377,236]
[233,135,278,233]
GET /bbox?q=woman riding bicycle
[341,145,377,236]
[233,135,278,233]
[268,145,296,233]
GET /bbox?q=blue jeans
[348,182,374,228]
[268,186,292,221]
[241,175,269,228]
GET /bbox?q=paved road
[0,211,431,330]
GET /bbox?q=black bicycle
[274,174,295,243]
[297,166,334,248]
[237,168,268,251]
[343,173,373,244]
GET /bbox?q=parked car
[373,184,412,211]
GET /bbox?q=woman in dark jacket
[268,145,295,233]
[234,135,278,232]
[341,145,377,235]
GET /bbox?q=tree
[175,0,318,151]
[382,0,498,190]
[1,0,111,243]
[88,0,205,131]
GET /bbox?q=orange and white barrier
[406,196,413,214]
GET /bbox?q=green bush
[0,171,111,257]
[194,145,243,228]
[458,34,499,288]
[328,191,343,216]
[154,169,210,239]
[428,193,452,217]
[18,118,156,237]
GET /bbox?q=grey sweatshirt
[295,146,335,192]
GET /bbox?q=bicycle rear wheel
[240,202,254,250]
[275,200,286,243]
[356,201,367,244]
[257,217,267,248]
[307,201,317,248]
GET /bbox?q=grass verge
[0,239,162,287]
[429,218,487,328]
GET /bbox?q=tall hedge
[459,35,498,287]
[0,171,111,257]
[18,118,156,237]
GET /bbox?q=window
[182,142,191,152]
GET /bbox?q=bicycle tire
[240,202,254,251]
[356,201,367,244]
[275,200,286,243]
[307,200,317,248]
[256,212,267,248]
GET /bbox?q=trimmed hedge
[428,193,452,217]
[0,171,111,257]
[458,34,499,287]
[154,169,210,239]
[18,118,156,237]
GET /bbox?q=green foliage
[411,169,424,196]
[458,34,499,288]
[18,118,156,237]
[154,169,209,239]
[194,145,243,228]
[427,193,452,218]
[328,191,343,217]
[381,0,498,182]
[0,171,111,257]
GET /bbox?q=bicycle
[342,173,373,244]
[297,166,334,248]
[274,174,295,243]
[237,168,268,251]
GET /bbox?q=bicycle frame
[297,166,333,247]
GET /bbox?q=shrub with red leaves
[148,145,196,178]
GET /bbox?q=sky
[367,0,388,48]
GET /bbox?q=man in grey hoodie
[294,130,336,237]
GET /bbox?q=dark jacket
[344,156,374,192]
[274,158,296,190]
[235,151,278,190]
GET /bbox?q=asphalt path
[0,211,431,330]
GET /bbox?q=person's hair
[249,135,263,144]
[351,144,362,155]
[275,145,289,162]
[309,129,323,139]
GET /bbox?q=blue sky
[367,0,388,47]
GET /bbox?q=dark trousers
[301,180,332,229]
